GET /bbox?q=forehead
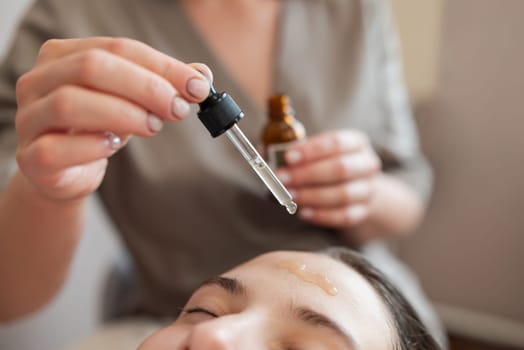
[224,251,394,347]
[229,251,369,295]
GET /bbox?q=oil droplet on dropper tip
[286,202,298,215]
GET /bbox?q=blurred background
[0,0,523,349]
[393,1,524,349]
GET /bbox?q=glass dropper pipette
[197,84,297,215]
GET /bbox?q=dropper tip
[285,202,298,215]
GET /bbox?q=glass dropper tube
[225,124,297,214]
[197,82,297,214]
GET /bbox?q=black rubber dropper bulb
[196,83,298,215]
[197,84,244,138]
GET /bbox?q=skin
[0,0,424,321]
[137,251,395,350]
[183,0,425,243]
[277,130,425,244]
[180,0,280,107]
[15,38,212,201]
[0,37,212,321]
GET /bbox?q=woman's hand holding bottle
[277,130,381,229]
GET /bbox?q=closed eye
[183,307,219,318]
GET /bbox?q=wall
[395,0,524,347]
[391,0,443,104]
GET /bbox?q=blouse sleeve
[365,0,434,204]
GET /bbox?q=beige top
[0,0,432,316]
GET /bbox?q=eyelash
[182,308,303,350]
[183,307,219,318]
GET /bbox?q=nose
[183,313,261,350]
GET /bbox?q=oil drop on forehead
[277,260,338,296]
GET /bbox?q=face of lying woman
[138,251,395,350]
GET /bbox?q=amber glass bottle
[262,94,306,169]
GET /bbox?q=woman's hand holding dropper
[15,37,212,202]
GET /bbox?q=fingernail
[105,132,122,150]
[147,113,164,133]
[122,135,133,147]
[172,96,191,120]
[322,138,336,151]
[347,205,368,222]
[347,181,371,199]
[187,78,210,100]
[286,150,302,165]
[288,189,297,198]
[300,208,314,219]
[277,170,291,185]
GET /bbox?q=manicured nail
[322,138,336,151]
[147,113,164,133]
[347,181,371,199]
[122,135,133,147]
[300,208,314,219]
[347,205,368,222]
[105,132,122,150]
[277,170,291,185]
[172,96,191,120]
[286,150,302,165]
[187,78,210,100]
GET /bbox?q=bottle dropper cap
[195,82,298,215]
[197,84,244,138]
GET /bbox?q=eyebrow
[291,305,360,350]
[198,277,358,349]
[199,276,247,295]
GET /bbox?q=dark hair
[323,247,442,350]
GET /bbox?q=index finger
[285,130,367,166]
[37,37,212,102]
